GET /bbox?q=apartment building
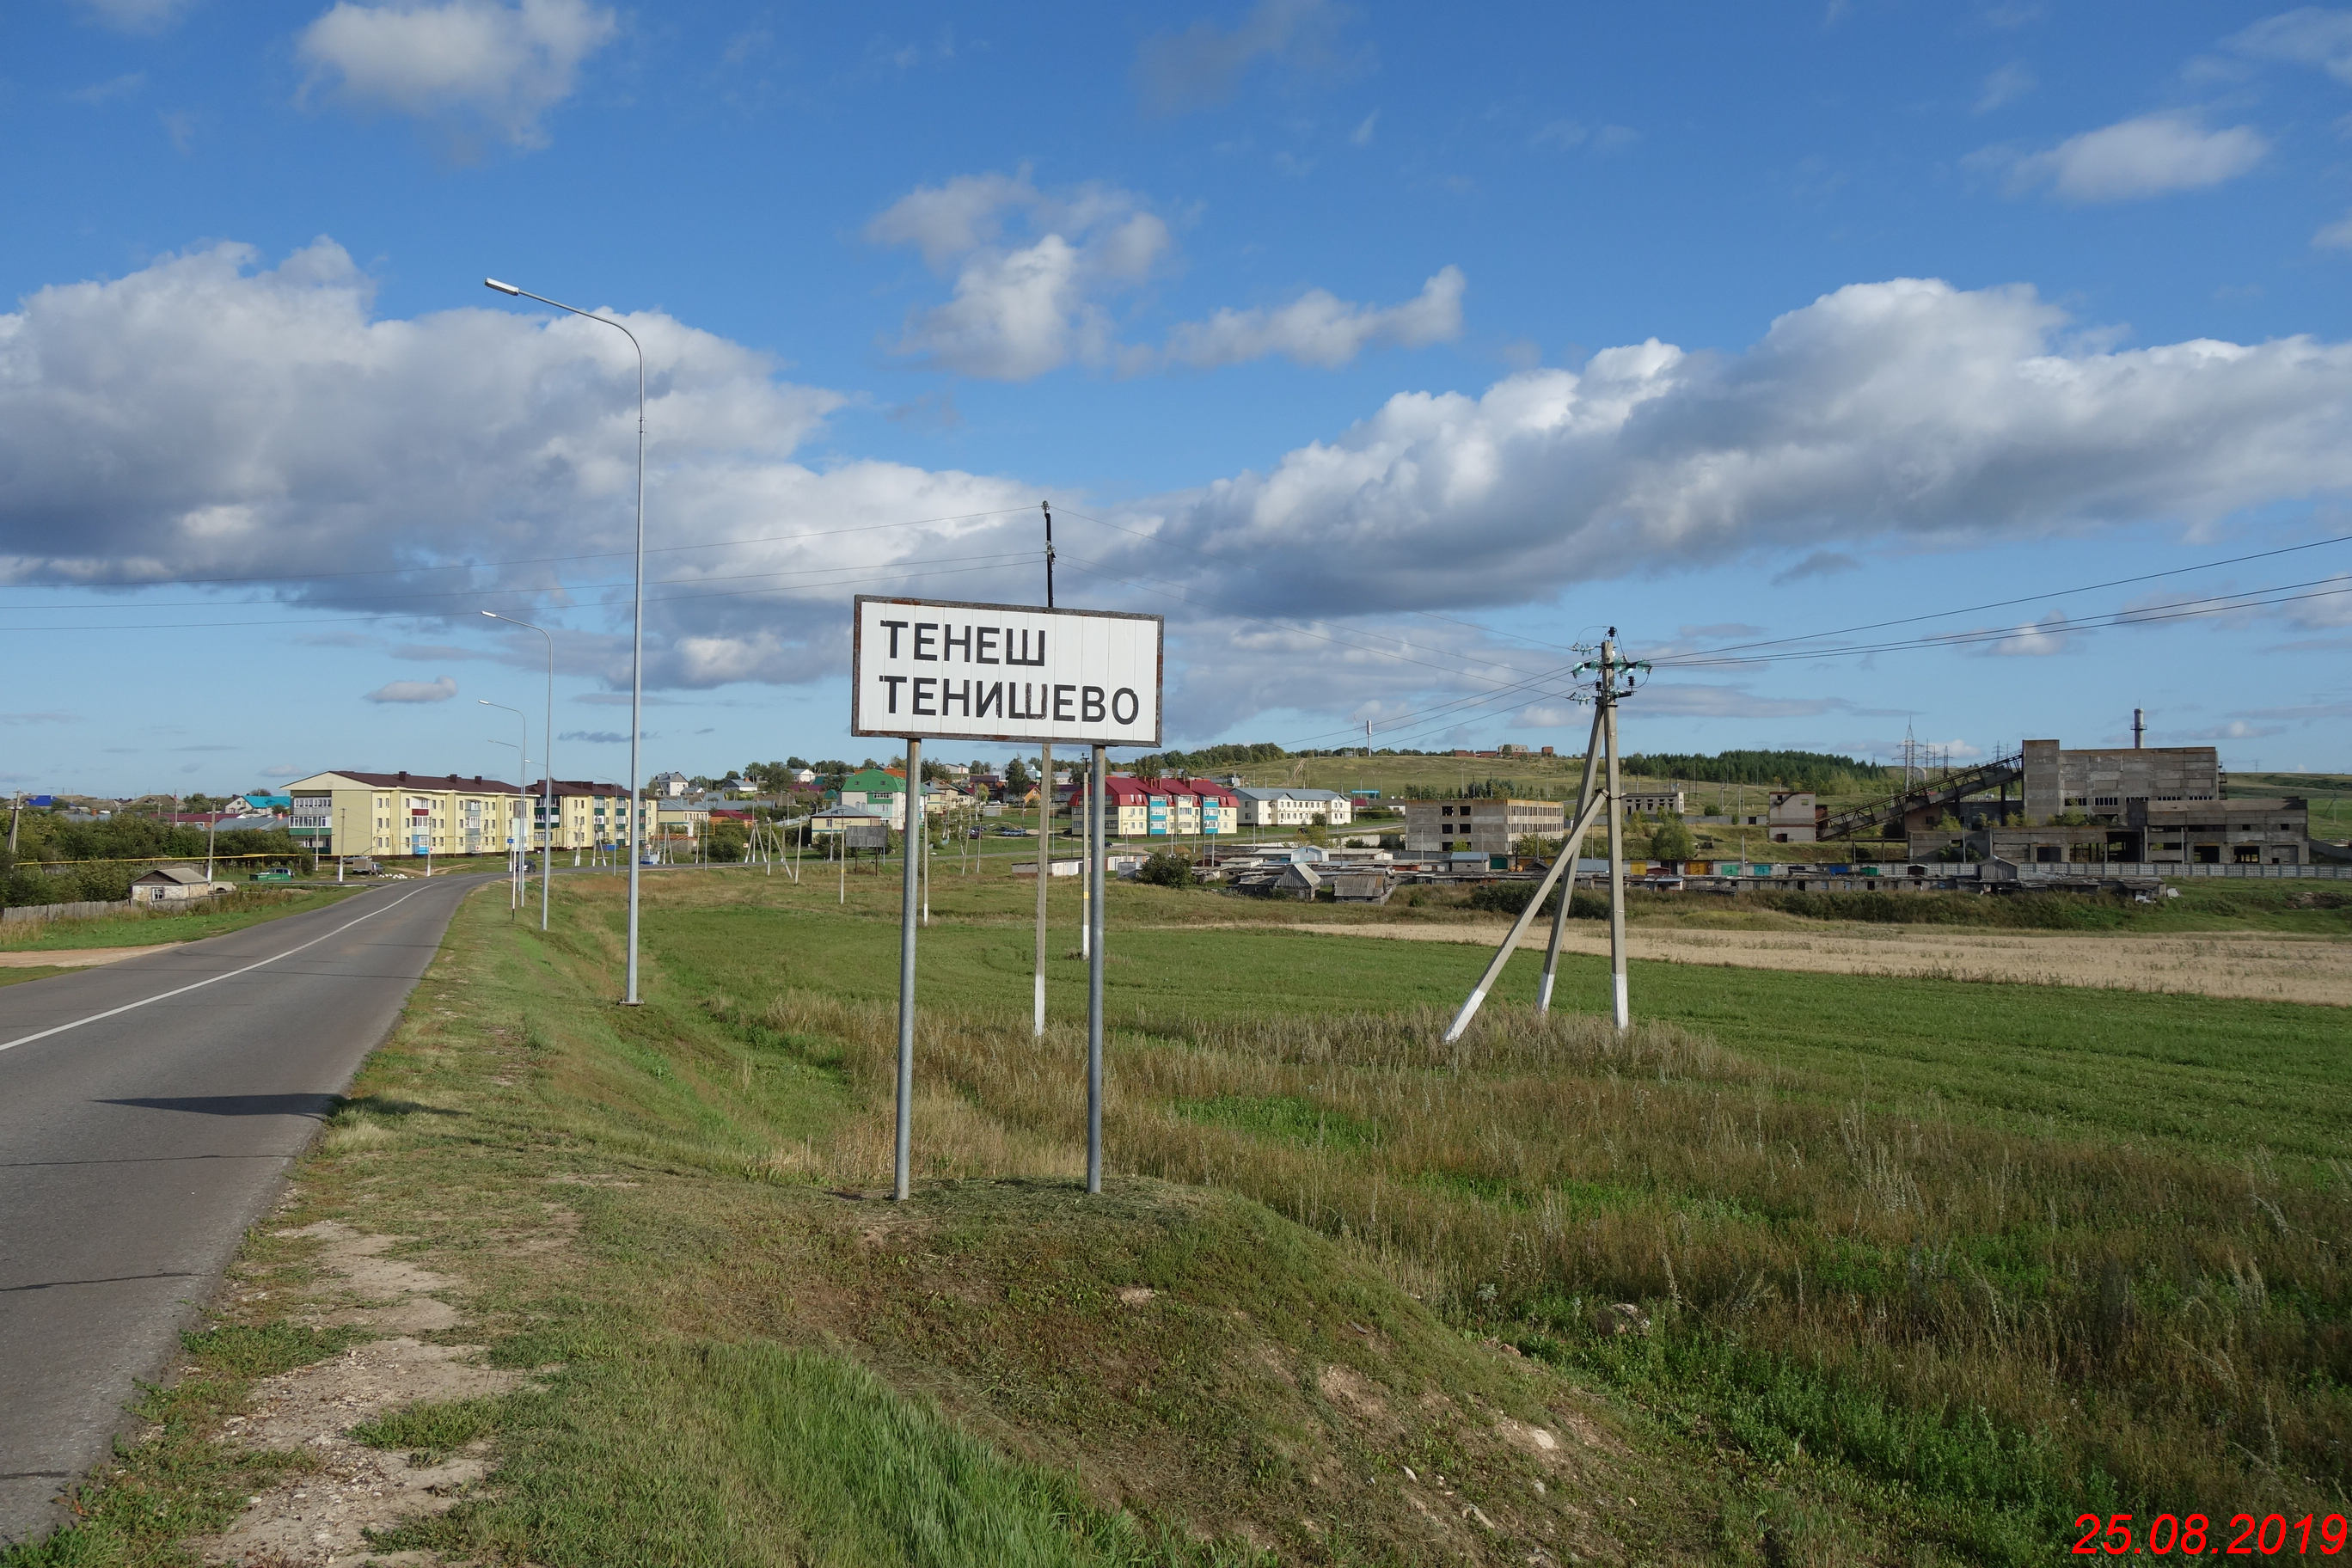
[285,770,524,859]
[1401,797,1566,854]
[1088,775,1242,837]
[1232,787,1353,828]
[525,780,651,851]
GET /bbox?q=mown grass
[0,885,360,952]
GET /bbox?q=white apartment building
[1232,787,1354,828]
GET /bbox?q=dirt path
[1276,922,2352,1007]
[0,943,176,968]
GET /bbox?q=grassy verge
[0,886,361,952]
[3,1324,363,1565]
[9,873,1725,1567]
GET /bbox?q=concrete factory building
[1920,738,2314,867]
[1402,797,1566,855]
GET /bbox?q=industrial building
[1401,798,1566,855]
[1903,738,2316,867]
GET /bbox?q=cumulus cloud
[1166,266,1464,370]
[1097,278,2352,622]
[1134,0,1362,114]
[0,240,1039,691]
[18,248,2352,734]
[365,676,458,702]
[1994,112,2267,201]
[867,170,1461,378]
[867,172,1168,378]
[297,0,617,149]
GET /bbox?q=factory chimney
[2132,707,2145,749]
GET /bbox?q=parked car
[251,867,295,883]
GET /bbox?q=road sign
[850,595,1163,747]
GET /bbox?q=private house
[131,865,230,903]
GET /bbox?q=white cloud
[867,173,1168,379]
[297,0,617,149]
[1974,61,2036,113]
[1100,278,2352,621]
[1351,111,1378,146]
[1970,610,2072,656]
[2226,7,2352,83]
[75,0,194,34]
[0,712,78,726]
[868,171,1461,378]
[17,248,2352,733]
[364,676,458,702]
[0,240,1040,691]
[1166,266,1465,370]
[1134,0,1361,115]
[69,73,148,106]
[2315,211,2352,250]
[1997,112,2267,201]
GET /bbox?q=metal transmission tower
[1443,632,1649,1043]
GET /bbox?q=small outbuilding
[132,865,230,903]
[1275,863,1325,901]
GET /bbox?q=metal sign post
[894,736,922,1201]
[851,594,1163,1202]
[1087,742,1107,1192]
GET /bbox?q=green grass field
[14,865,2348,1566]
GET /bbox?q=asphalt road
[0,876,487,1546]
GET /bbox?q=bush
[1467,882,1610,920]
[1645,818,1695,862]
[1134,850,1195,888]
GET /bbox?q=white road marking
[0,888,427,1056]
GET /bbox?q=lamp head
[484,278,522,296]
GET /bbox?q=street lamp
[481,700,529,905]
[484,275,647,1004]
[483,610,554,931]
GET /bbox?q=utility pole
[1035,501,1056,1039]
[1602,634,1630,1032]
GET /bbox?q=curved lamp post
[484,276,646,1004]
[483,610,554,931]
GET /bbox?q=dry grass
[695,981,2350,1558]
[1293,920,2352,1006]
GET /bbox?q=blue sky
[6,0,2352,795]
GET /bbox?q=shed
[1275,863,1325,900]
[132,865,228,903]
[1330,871,1392,904]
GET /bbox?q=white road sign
[850,595,1164,746]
